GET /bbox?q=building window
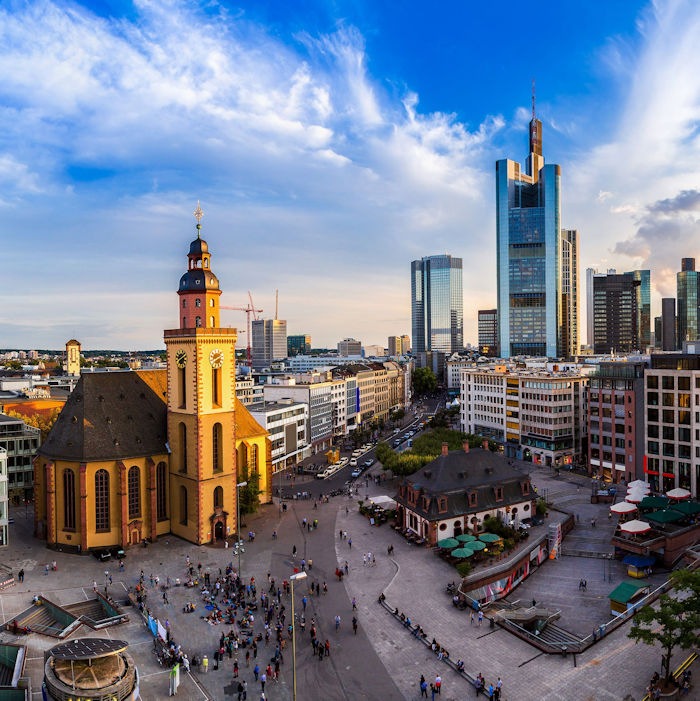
[179,485,188,525]
[212,368,221,407]
[195,298,201,308]
[63,469,75,530]
[182,299,187,308]
[195,316,202,327]
[178,367,186,408]
[250,444,259,472]
[128,466,141,519]
[95,469,110,532]
[179,422,188,473]
[214,485,223,508]
[213,423,223,472]
[156,462,167,520]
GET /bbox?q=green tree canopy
[628,568,700,685]
[412,367,437,396]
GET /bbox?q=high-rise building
[560,229,579,358]
[592,272,641,354]
[677,258,699,346]
[400,335,411,354]
[585,268,597,347]
[497,99,563,358]
[287,334,311,357]
[388,336,402,356]
[411,254,463,354]
[633,269,651,350]
[252,319,287,369]
[661,298,677,351]
[477,309,499,357]
[337,338,362,357]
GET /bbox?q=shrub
[456,561,472,577]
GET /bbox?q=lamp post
[290,571,307,701]
[236,481,247,581]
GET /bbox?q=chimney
[482,440,489,451]
[442,442,449,457]
[463,441,470,454]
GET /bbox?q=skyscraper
[411,255,463,354]
[477,309,499,357]
[592,272,640,354]
[496,98,561,358]
[560,229,579,358]
[251,319,287,369]
[677,258,699,345]
[287,334,311,356]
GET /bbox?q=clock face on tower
[209,348,224,368]
[175,350,187,368]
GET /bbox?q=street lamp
[236,481,247,581]
[289,571,307,701]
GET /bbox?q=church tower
[164,203,239,545]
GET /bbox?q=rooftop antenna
[531,79,536,120]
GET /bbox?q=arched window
[212,423,223,472]
[238,443,248,476]
[195,298,201,308]
[195,316,202,327]
[156,462,167,520]
[212,367,222,407]
[179,423,187,472]
[210,315,215,327]
[178,367,186,408]
[214,485,223,509]
[182,299,187,308]
[250,443,259,472]
[128,466,140,519]
[95,469,110,531]
[63,469,75,530]
[179,485,188,525]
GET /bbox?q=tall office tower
[585,268,598,347]
[592,272,641,354]
[337,338,362,356]
[411,254,463,354]
[400,334,411,354]
[477,309,499,357]
[496,97,562,358]
[654,316,662,349]
[632,269,651,350]
[388,336,402,356]
[661,298,677,351]
[251,319,287,369]
[677,258,699,345]
[287,334,311,357]
[560,229,579,358]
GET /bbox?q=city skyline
[3,0,700,350]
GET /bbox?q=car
[91,549,111,562]
[393,439,401,447]
[364,459,374,467]
[351,468,362,478]
[349,458,358,467]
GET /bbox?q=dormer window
[438,497,448,513]
[468,491,477,507]
[495,486,504,502]
[521,481,530,496]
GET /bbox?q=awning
[622,554,656,568]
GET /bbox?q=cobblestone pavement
[0,462,695,701]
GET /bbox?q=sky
[2,0,700,351]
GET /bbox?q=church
[33,206,272,551]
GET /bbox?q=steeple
[177,202,222,329]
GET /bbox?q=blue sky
[2,0,700,351]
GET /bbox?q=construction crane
[221,292,263,367]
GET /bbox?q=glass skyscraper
[677,258,699,346]
[411,254,463,354]
[496,106,562,358]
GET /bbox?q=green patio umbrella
[670,501,700,516]
[450,547,474,558]
[478,533,502,543]
[638,496,669,510]
[645,509,684,524]
[437,538,460,549]
[456,534,477,543]
[469,540,486,550]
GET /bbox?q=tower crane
[220,292,263,367]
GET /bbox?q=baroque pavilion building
[33,206,272,552]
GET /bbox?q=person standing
[420,676,428,697]
[260,671,266,692]
[18,569,24,583]
[435,674,441,694]
[334,614,341,631]
[352,616,358,635]
[478,610,483,626]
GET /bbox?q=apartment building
[0,413,40,502]
[248,399,308,471]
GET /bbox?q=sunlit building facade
[677,258,699,346]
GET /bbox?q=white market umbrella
[666,487,691,500]
[620,519,652,535]
[625,491,647,504]
[627,480,649,490]
[610,501,637,514]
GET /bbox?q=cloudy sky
[2,0,700,351]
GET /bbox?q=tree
[412,367,437,396]
[238,466,262,515]
[628,568,700,687]
[6,409,61,440]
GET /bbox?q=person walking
[253,663,259,681]
[420,676,428,697]
[351,597,357,611]
[334,614,341,631]
[478,610,484,626]
[260,671,266,692]
[352,616,358,634]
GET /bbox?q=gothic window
[195,298,201,308]
[95,469,110,531]
[178,367,186,408]
[195,316,202,327]
[156,462,167,520]
[179,423,187,473]
[214,485,223,509]
[128,466,140,519]
[250,444,258,472]
[63,469,75,530]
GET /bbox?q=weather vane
[194,201,204,234]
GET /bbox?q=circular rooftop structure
[44,638,138,701]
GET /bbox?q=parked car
[91,549,111,562]
[349,458,358,467]
[351,468,362,478]
[364,459,374,467]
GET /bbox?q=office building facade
[287,334,311,357]
[477,309,499,357]
[592,272,641,354]
[677,258,699,346]
[252,319,287,369]
[496,107,561,358]
[411,255,463,354]
[661,298,677,351]
[337,338,362,357]
[560,229,579,358]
